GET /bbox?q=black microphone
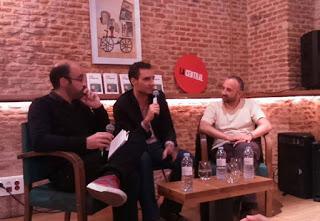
[152,90,159,104]
[101,124,115,157]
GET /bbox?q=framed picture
[89,0,142,65]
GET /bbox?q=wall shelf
[1,89,320,102]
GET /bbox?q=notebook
[108,129,129,159]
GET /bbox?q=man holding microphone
[113,61,191,221]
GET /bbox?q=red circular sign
[174,54,208,94]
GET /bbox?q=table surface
[158,176,274,204]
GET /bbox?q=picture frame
[89,0,142,65]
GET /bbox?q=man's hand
[225,133,253,146]
[143,103,160,125]
[162,142,178,161]
[86,132,114,150]
[81,88,102,109]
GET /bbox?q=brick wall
[246,0,290,92]
[314,0,320,28]
[247,0,318,93]
[0,0,247,96]
[287,0,314,89]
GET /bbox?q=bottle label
[244,157,254,165]
[182,166,193,176]
[216,159,226,166]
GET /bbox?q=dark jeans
[139,141,190,221]
[49,130,147,221]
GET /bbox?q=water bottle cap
[183,153,190,157]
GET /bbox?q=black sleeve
[158,91,177,146]
[28,99,86,153]
[113,100,150,138]
[91,104,110,132]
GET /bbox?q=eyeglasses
[65,76,84,82]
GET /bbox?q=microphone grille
[152,90,159,97]
[106,124,115,133]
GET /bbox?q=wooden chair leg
[24,186,32,221]
[77,211,87,221]
[24,205,32,221]
[64,212,71,221]
[265,190,273,217]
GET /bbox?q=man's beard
[222,96,235,104]
[68,86,86,100]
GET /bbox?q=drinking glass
[226,158,242,184]
[198,161,212,181]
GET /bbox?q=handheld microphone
[101,124,115,157]
[106,123,115,134]
[152,90,159,104]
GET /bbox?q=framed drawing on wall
[89,0,142,65]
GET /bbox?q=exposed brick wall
[287,0,314,89]
[314,0,320,29]
[246,0,290,92]
[246,0,317,93]
[1,0,319,95]
[0,0,247,96]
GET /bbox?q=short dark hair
[227,75,245,91]
[128,61,152,83]
[49,64,71,89]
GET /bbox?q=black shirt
[28,92,109,155]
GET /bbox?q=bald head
[221,76,244,104]
[226,76,244,91]
[50,61,82,89]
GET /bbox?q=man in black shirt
[28,61,146,221]
[113,62,190,221]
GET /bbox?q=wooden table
[158,176,274,217]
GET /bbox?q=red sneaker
[87,175,127,207]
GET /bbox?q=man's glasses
[65,76,84,82]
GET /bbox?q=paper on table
[108,129,129,159]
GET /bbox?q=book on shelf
[102,73,120,94]
[86,73,103,94]
[154,74,164,91]
[119,74,132,93]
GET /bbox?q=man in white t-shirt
[200,76,272,164]
[199,76,272,217]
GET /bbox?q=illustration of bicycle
[99,30,132,53]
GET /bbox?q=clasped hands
[226,133,253,147]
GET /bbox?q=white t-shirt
[201,99,266,149]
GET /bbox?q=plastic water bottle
[216,146,227,180]
[243,146,255,179]
[181,153,193,192]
